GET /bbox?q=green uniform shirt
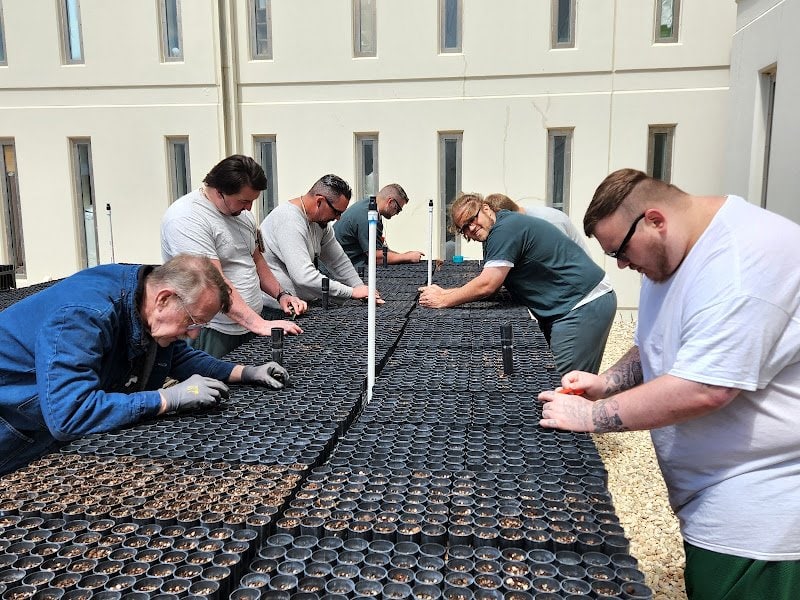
[333,198,386,268]
[484,210,605,321]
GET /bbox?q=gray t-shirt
[161,189,261,335]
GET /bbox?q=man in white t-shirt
[537,168,800,599]
[161,155,305,358]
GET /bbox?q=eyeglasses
[389,198,403,214]
[176,295,209,331]
[606,213,646,260]
[459,207,482,238]
[321,195,344,218]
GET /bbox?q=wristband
[276,290,290,302]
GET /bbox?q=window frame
[546,128,573,213]
[439,132,463,259]
[249,0,272,60]
[352,0,376,57]
[0,140,26,275]
[70,138,100,268]
[0,0,7,66]
[551,0,576,49]
[253,135,278,220]
[166,136,191,204]
[759,68,776,208]
[646,125,675,183]
[439,0,462,54]
[654,0,680,44]
[159,0,184,62]
[58,0,84,65]
[355,133,379,202]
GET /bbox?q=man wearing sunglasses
[260,174,381,306]
[334,183,425,269]
[0,254,290,476]
[419,192,616,374]
[538,169,800,600]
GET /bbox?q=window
[0,1,7,66]
[250,0,272,60]
[551,0,575,49]
[59,0,84,64]
[356,134,379,202]
[71,139,99,268]
[655,0,680,43]
[760,69,776,208]
[254,136,278,218]
[439,133,462,260]
[353,0,376,57]
[647,125,674,183]
[160,0,183,61]
[0,141,25,275]
[439,0,462,53]
[547,128,573,212]
[166,137,190,203]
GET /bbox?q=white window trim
[654,0,680,44]
[439,0,462,54]
[646,125,675,183]
[159,0,184,62]
[59,0,84,65]
[166,136,191,204]
[355,133,379,202]
[551,0,576,49]
[546,128,573,213]
[249,0,272,60]
[352,0,377,57]
[253,135,278,221]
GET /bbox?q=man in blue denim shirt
[0,254,289,475]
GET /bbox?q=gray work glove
[241,362,290,389]
[161,375,229,413]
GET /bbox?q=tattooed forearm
[602,346,643,396]
[592,398,629,433]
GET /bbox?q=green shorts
[684,542,800,600]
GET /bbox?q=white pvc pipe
[367,197,378,403]
[427,199,433,286]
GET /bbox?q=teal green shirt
[333,198,386,268]
[484,210,605,321]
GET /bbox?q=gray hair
[149,254,231,313]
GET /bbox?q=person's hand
[418,285,447,308]
[352,285,385,305]
[559,371,605,400]
[404,251,425,263]
[279,293,308,317]
[269,319,303,335]
[537,391,595,432]
[160,375,229,413]
[241,362,290,390]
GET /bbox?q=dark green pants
[684,542,800,600]
[189,328,254,359]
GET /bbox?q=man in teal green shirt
[334,183,425,268]
[419,193,616,374]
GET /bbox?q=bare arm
[539,374,740,433]
[418,266,509,308]
[253,250,307,316]
[386,250,425,265]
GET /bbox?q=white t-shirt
[161,189,262,336]
[636,195,800,560]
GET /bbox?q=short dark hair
[584,168,683,236]
[150,254,232,313]
[379,183,409,204]
[309,174,352,201]
[203,155,267,195]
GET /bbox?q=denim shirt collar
[127,265,156,361]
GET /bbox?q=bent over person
[161,154,305,358]
[334,183,425,268]
[538,169,800,599]
[419,193,616,374]
[0,255,289,476]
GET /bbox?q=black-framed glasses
[321,195,344,217]
[176,296,208,332]
[459,207,482,238]
[606,213,646,260]
[389,198,403,214]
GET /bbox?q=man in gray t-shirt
[161,155,305,358]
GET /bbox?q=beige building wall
[727,0,800,221]
[0,0,737,312]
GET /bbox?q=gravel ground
[593,317,687,599]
